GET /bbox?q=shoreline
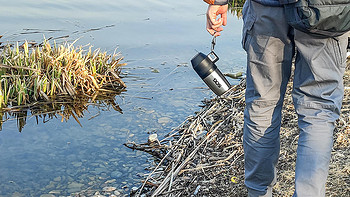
[128,57,350,196]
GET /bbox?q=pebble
[120,128,130,132]
[11,192,24,197]
[40,194,55,197]
[67,182,84,193]
[102,187,116,192]
[146,110,155,114]
[99,154,109,159]
[45,181,55,189]
[94,142,105,148]
[148,134,158,143]
[93,195,106,197]
[94,167,107,174]
[72,162,83,167]
[105,179,116,184]
[111,170,123,178]
[53,176,62,182]
[158,117,171,124]
[131,187,139,194]
[48,190,61,195]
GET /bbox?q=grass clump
[0,40,126,109]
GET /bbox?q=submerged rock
[111,170,123,179]
[40,194,55,197]
[157,117,171,125]
[102,186,117,192]
[67,182,84,193]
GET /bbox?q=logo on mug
[213,78,221,88]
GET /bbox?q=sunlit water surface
[0,0,245,196]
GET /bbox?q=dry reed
[0,40,126,131]
[0,40,126,108]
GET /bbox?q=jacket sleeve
[203,0,228,5]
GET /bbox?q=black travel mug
[191,51,231,96]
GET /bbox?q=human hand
[206,4,228,37]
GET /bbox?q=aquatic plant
[0,40,126,131]
[0,40,126,108]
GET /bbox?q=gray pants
[241,0,349,196]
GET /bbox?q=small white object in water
[148,134,158,143]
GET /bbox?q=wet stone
[111,170,123,179]
[148,134,158,143]
[92,191,106,197]
[105,179,116,184]
[11,192,24,197]
[131,187,139,194]
[120,128,130,133]
[53,176,62,182]
[94,142,105,148]
[72,162,83,167]
[40,194,55,197]
[48,190,61,195]
[67,182,84,193]
[99,154,109,159]
[94,167,107,174]
[45,181,55,189]
[102,186,116,192]
[158,117,171,124]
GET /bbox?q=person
[203,0,349,196]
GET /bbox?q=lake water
[0,0,245,196]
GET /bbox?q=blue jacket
[253,0,281,6]
[205,0,282,7]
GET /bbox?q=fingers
[206,22,223,36]
[206,6,223,29]
[206,5,228,36]
[206,20,221,35]
[222,9,227,26]
[206,20,223,36]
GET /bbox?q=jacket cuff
[278,0,298,4]
[203,0,228,5]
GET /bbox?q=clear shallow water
[0,0,245,196]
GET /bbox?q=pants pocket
[330,33,349,68]
[242,0,256,51]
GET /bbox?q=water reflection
[229,0,244,19]
[0,90,124,132]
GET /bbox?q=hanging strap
[208,36,219,63]
[211,36,216,52]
